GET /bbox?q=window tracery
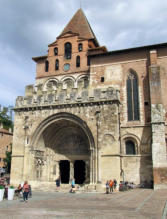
[127,70,139,121]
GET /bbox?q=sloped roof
[0,128,12,135]
[59,9,99,46]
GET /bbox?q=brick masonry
[10,9,167,190]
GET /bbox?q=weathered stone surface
[11,9,167,190]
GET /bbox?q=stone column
[85,160,90,183]
[70,161,74,182]
[90,149,94,184]
[93,149,96,184]
[97,149,102,183]
[56,161,60,179]
[23,119,29,181]
[96,111,101,183]
[52,161,60,181]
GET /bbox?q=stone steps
[33,184,105,193]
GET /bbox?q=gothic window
[54,47,58,55]
[64,42,72,59]
[45,60,49,72]
[55,59,59,70]
[76,56,80,67]
[78,43,83,52]
[127,70,139,121]
[126,140,136,155]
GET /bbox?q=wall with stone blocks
[122,156,153,185]
[101,156,120,182]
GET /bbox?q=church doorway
[59,160,70,183]
[31,113,95,184]
[74,160,85,184]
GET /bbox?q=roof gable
[58,9,99,46]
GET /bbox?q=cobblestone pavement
[0,189,166,219]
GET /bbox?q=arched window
[126,140,136,155]
[76,56,80,67]
[78,43,83,52]
[64,42,72,59]
[54,47,58,55]
[55,59,59,70]
[45,60,49,72]
[127,70,139,121]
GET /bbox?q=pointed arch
[126,69,140,121]
[30,112,95,151]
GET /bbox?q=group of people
[56,177,76,193]
[16,181,32,202]
[56,176,119,194]
[106,179,117,194]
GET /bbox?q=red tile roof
[0,128,11,134]
[59,9,99,46]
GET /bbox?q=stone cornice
[14,99,120,112]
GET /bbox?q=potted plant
[8,185,15,200]
[0,185,5,201]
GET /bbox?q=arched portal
[29,113,95,184]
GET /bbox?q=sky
[0,0,167,108]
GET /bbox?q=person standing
[70,179,75,193]
[106,180,109,194]
[109,179,114,193]
[28,184,32,198]
[56,177,61,191]
[23,181,29,202]
[114,179,117,191]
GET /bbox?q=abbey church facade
[11,9,167,189]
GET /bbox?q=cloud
[0,0,167,107]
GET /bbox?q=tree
[0,108,13,174]
[0,110,13,130]
[3,150,12,173]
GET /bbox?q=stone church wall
[11,84,121,186]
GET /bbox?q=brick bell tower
[32,9,104,79]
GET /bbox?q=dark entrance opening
[74,160,85,184]
[59,160,70,183]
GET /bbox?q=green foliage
[0,109,13,174]
[0,111,13,130]
[0,185,4,189]
[3,151,12,173]
[10,185,14,189]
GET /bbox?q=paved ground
[0,189,166,219]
